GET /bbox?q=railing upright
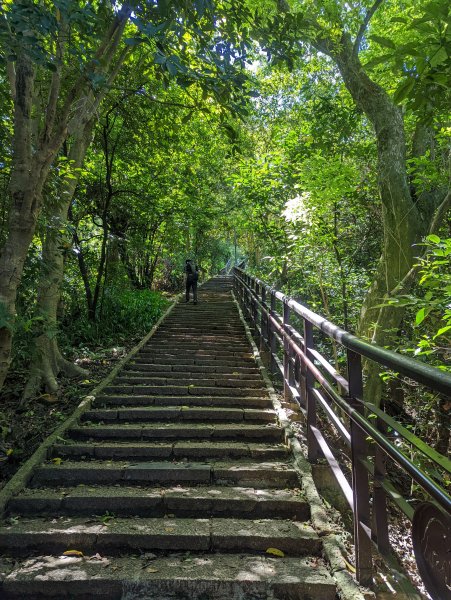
[304,318,320,462]
[260,285,267,352]
[373,416,390,556]
[283,301,291,402]
[347,349,373,585]
[253,280,259,340]
[269,290,277,375]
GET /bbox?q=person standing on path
[185,259,199,304]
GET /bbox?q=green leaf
[415,307,426,325]
[370,35,396,50]
[427,234,441,244]
[434,325,451,339]
[393,78,415,103]
[124,37,143,46]
[364,54,393,68]
[430,46,448,67]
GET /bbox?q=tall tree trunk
[0,6,131,390]
[328,35,440,404]
[0,53,41,388]
[22,127,94,400]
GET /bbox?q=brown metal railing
[233,267,451,591]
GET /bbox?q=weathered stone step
[119,371,262,381]
[160,328,244,333]
[0,553,335,600]
[163,317,242,323]
[30,460,298,488]
[51,440,286,461]
[68,422,283,442]
[81,406,276,423]
[93,394,273,409]
[113,377,265,389]
[133,356,255,366]
[102,385,266,397]
[0,517,321,557]
[152,333,247,340]
[124,363,260,374]
[139,348,252,357]
[8,485,308,519]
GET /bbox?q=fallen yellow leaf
[344,559,356,573]
[146,567,159,573]
[52,457,63,465]
[63,550,84,557]
[266,547,285,557]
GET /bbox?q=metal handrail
[233,267,451,592]
[235,267,451,395]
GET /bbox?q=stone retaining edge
[232,290,374,600]
[0,292,182,519]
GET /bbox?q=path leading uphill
[0,277,336,599]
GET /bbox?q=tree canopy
[0,0,449,444]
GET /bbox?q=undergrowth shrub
[61,288,170,351]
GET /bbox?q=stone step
[102,385,266,397]
[133,356,255,366]
[7,485,308,519]
[81,407,276,423]
[0,517,321,557]
[157,327,245,334]
[0,553,335,600]
[67,422,283,442]
[93,395,273,409]
[119,371,262,381]
[30,460,299,488]
[51,440,287,461]
[113,377,265,389]
[139,348,252,357]
[124,363,260,374]
[152,333,247,340]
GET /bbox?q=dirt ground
[0,346,129,490]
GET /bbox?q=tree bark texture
[0,7,131,390]
[328,35,444,403]
[22,127,94,400]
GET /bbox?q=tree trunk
[0,6,131,390]
[22,127,93,400]
[0,53,41,388]
[329,36,434,404]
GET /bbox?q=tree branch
[388,189,451,296]
[41,9,67,144]
[353,0,385,56]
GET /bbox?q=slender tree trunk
[22,127,94,400]
[73,230,96,320]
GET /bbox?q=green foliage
[61,288,170,350]
[387,236,451,363]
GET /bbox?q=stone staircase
[0,277,336,599]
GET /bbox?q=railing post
[260,285,267,352]
[373,415,390,556]
[304,319,320,462]
[244,274,250,319]
[269,290,277,375]
[283,300,292,402]
[253,280,259,339]
[347,349,373,586]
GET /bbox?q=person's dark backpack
[187,262,199,281]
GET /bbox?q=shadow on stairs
[0,276,336,600]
